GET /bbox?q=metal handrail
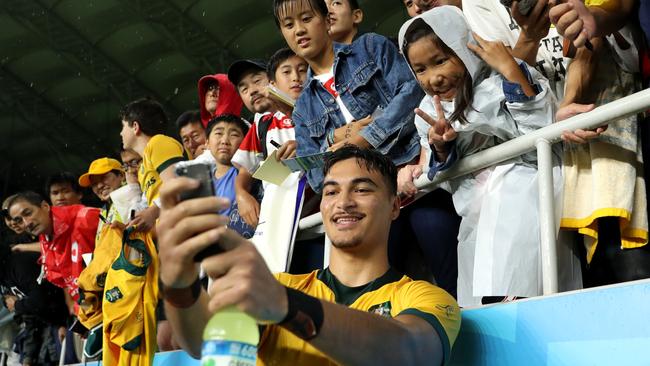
[296,88,650,294]
[300,88,650,230]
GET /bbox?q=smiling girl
[397,6,576,306]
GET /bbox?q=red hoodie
[198,73,243,127]
[38,205,100,302]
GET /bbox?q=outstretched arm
[158,177,452,365]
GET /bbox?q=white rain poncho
[399,6,580,306]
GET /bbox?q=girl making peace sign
[397,6,579,306]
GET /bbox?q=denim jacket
[293,33,424,192]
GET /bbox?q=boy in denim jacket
[273,0,424,192]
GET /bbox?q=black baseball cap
[227,59,268,86]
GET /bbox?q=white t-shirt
[463,0,570,99]
[314,70,355,123]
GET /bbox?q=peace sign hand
[415,95,457,161]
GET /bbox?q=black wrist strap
[162,277,201,309]
[279,287,324,341]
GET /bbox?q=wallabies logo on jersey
[105,286,123,303]
[368,301,392,318]
[144,176,156,194]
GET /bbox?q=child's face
[407,36,465,101]
[272,55,309,100]
[207,122,245,165]
[326,0,359,42]
[278,0,331,63]
[237,71,274,114]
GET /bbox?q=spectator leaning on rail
[274,0,424,193]
[1,195,40,254]
[548,0,650,286]
[398,6,574,306]
[6,191,99,312]
[157,146,460,366]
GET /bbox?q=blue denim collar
[305,41,353,87]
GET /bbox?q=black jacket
[0,246,67,326]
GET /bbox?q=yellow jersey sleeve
[146,135,185,174]
[585,0,617,10]
[395,281,461,365]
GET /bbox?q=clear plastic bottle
[201,307,260,366]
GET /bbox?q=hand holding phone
[175,162,225,262]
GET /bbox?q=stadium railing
[297,88,650,296]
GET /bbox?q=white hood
[397,5,485,82]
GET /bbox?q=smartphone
[175,162,224,261]
[500,0,537,16]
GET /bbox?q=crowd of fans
[0,0,649,364]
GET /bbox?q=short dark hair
[7,191,46,212]
[119,98,169,137]
[45,172,82,196]
[273,0,328,28]
[323,145,398,196]
[175,110,202,133]
[205,114,250,137]
[347,0,360,10]
[268,48,298,82]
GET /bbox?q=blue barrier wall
[449,279,650,365]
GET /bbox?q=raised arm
[157,177,232,358]
[157,177,454,365]
[202,239,448,366]
[510,0,552,65]
[306,300,444,365]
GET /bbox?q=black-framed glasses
[122,159,142,170]
[206,83,219,92]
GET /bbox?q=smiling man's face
[320,158,399,251]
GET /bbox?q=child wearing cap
[228,53,307,228]
[273,0,423,193]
